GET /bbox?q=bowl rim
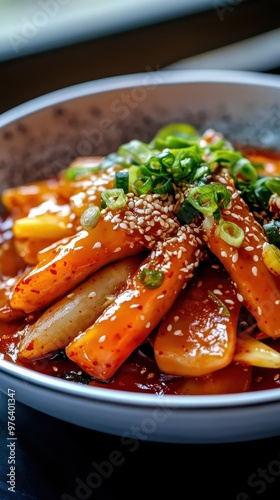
[1,356,280,409]
[1,68,280,410]
[1,68,280,127]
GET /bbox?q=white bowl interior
[1,70,280,442]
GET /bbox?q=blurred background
[0,0,280,114]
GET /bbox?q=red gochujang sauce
[1,147,280,396]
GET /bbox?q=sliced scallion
[149,122,198,149]
[80,206,100,230]
[264,220,280,249]
[207,290,230,317]
[138,268,164,289]
[215,219,245,248]
[134,176,153,195]
[64,165,101,181]
[115,170,129,193]
[176,200,199,224]
[152,176,173,195]
[117,140,152,164]
[186,183,230,216]
[101,189,127,209]
[262,242,280,277]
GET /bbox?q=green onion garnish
[64,165,101,180]
[207,290,230,317]
[176,200,199,225]
[231,158,258,184]
[101,189,127,209]
[186,183,231,216]
[80,206,100,230]
[215,219,244,248]
[118,140,152,164]
[134,176,153,195]
[262,243,280,277]
[115,170,129,193]
[138,268,164,289]
[150,122,198,149]
[264,220,280,249]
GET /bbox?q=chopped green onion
[99,153,132,169]
[186,183,231,216]
[207,290,230,317]
[152,176,173,194]
[176,200,199,224]
[145,156,164,175]
[101,189,127,209]
[215,219,245,247]
[128,165,142,193]
[115,170,129,193]
[266,178,280,196]
[150,122,198,149]
[117,140,152,164]
[134,176,153,195]
[262,243,280,277]
[64,165,101,180]
[138,268,164,289]
[206,138,225,151]
[252,176,280,209]
[171,145,202,182]
[231,158,258,184]
[80,206,100,230]
[210,150,242,169]
[264,220,280,249]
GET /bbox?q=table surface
[1,2,280,499]
[2,392,280,500]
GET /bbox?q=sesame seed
[244,246,254,251]
[88,291,96,298]
[67,293,74,298]
[110,315,117,321]
[167,324,172,332]
[232,252,239,263]
[140,315,145,321]
[145,322,151,329]
[174,329,183,336]
[224,299,235,305]
[237,293,244,302]
[114,247,122,252]
[98,335,106,343]
[221,250,228,258]
[93,242,102,248]
[252,266,258,276]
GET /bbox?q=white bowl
[1,69,280,444]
